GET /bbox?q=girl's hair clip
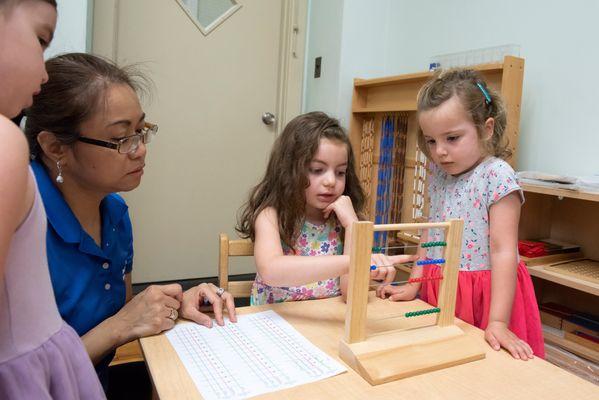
[476,82,492,105]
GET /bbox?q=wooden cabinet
[519,184,599,362]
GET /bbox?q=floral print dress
[250,218,343,305]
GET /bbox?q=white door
[93,0,305,282]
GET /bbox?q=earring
[56,160,64,184]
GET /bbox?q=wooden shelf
[543,330,599,364]
[528,264,599,296]
[521,183,599,203]
[353,106,416,113]
[353,62,504,88]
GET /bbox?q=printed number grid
[166,310,346,400]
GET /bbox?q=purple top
[0,171,62,362]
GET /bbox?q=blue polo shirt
[31,160,133,378]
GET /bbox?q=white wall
[303,0,344,115]
[46,0,91,58]
[304,0,599,176]
[335,0,391,127]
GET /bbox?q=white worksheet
[165,310,347,400]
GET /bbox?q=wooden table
[140,294,599,399]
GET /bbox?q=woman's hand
[113,283,183,343]
[485,321,534,360]
[180,283,237,328]
[377,282,419,301]
[323,195,358,228]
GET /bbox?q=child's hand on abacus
[370,253,418,289]
[377,282,419,301]
[323,195,358,228]
[484,321,534,360]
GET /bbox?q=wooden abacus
[339,219,485,385]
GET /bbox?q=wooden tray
[544,259,599,285]
[521,252,583,267]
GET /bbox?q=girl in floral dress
[237,112,415,305]
[379,69,544,359]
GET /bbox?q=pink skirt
[420,261,545,358]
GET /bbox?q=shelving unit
[519,185,599,362]
[519,186,599,297]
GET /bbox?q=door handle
[262,112,276,125]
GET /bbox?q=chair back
[218,233,254,298]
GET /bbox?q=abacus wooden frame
[339,219,485,385]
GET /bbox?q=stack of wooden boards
[540,303,598,383]
[540,303,599,356]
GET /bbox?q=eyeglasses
[77,122,158,154]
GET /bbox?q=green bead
[421,241,447,248]
[405,307,441,318]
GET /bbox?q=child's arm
[255,200,407,289]
[325,195,360,297]
[254,207,351,286]
[323,196,413,298]
[0,117,33,285]
[486,191,534,360]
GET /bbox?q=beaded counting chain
[339,219,485,385]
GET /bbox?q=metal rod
[369,275,443,288]
[373,307,441,321]
[372,244,420,251]
[373,222,450,232]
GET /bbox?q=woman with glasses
[24,53,236,394]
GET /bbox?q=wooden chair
[109,340,144,366]
[218,233,255,298]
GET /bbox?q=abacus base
[339,325,485,385]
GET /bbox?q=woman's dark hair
[24,52,149,159]
[236,111,365,249]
